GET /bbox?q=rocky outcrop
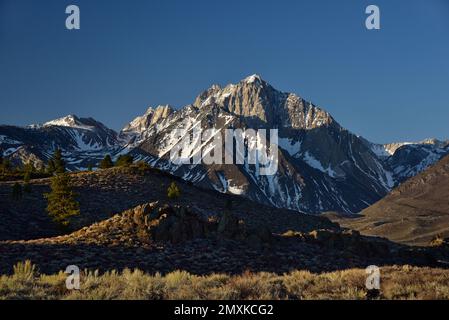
[283,228,391,256]
[60,201,275,246]
[216,211,273,248]
[1,200,443,276]
[134,202,215,244]
[7,146,45,170]
[130,203,274,247]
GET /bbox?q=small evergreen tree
[99,154,114,169]
[46,159,56,175]
[115,154,134,167]
[87,163,93,172]
[23,170,32,193]
[44,173,80,227]
[11,182,23,200]
[167,182,181,199]
[23,162,36,174]
[1,158,11,175]
[52,149,66,174]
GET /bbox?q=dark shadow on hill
[1,234,447,276]
[0,166,335,241]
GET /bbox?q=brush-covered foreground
[1,262,449,300]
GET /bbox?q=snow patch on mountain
[302,151,337,178]
[278,137,301,157]
[3,147,20,156]
[244,74,263,84]
[392,145,448,179]
[0,135,22,145]
[69,130,103,151]
[228,183,246,195]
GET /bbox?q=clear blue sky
[1,0,448,143]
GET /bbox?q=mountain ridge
[1,75,448,214]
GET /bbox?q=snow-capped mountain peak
[2,75,448,215]
[192,74,335,130]
[43,115,89,129]
[243,74,263,84]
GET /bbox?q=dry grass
[1,262,449,300]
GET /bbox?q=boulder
[128,202,274,246]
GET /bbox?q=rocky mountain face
[1,75,448,214]
[128,75,394,214]
[119,105,174,146]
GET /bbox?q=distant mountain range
[1,75,448,214]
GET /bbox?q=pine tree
[23,169,32,193]
[23,162,36,175]
[46,159,56,175]
[53,149,66,174]
[87,163,93,172]
[99,154,114,169]
[46,149,65,174]
[167,182,181,199]
[11,182,23,200]
[1,158,11,175]
[115,154,134,167]
[44,173,80,227]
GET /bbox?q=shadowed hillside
[0,201,439,275]
[329,155,449,246]
[0,165,333,241]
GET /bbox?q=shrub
[136,161,151,173]
[167,182,181,199]
[13,261,38,281]
[115,154,134,167]
[1,266,449,300]
[430,234,446,247]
